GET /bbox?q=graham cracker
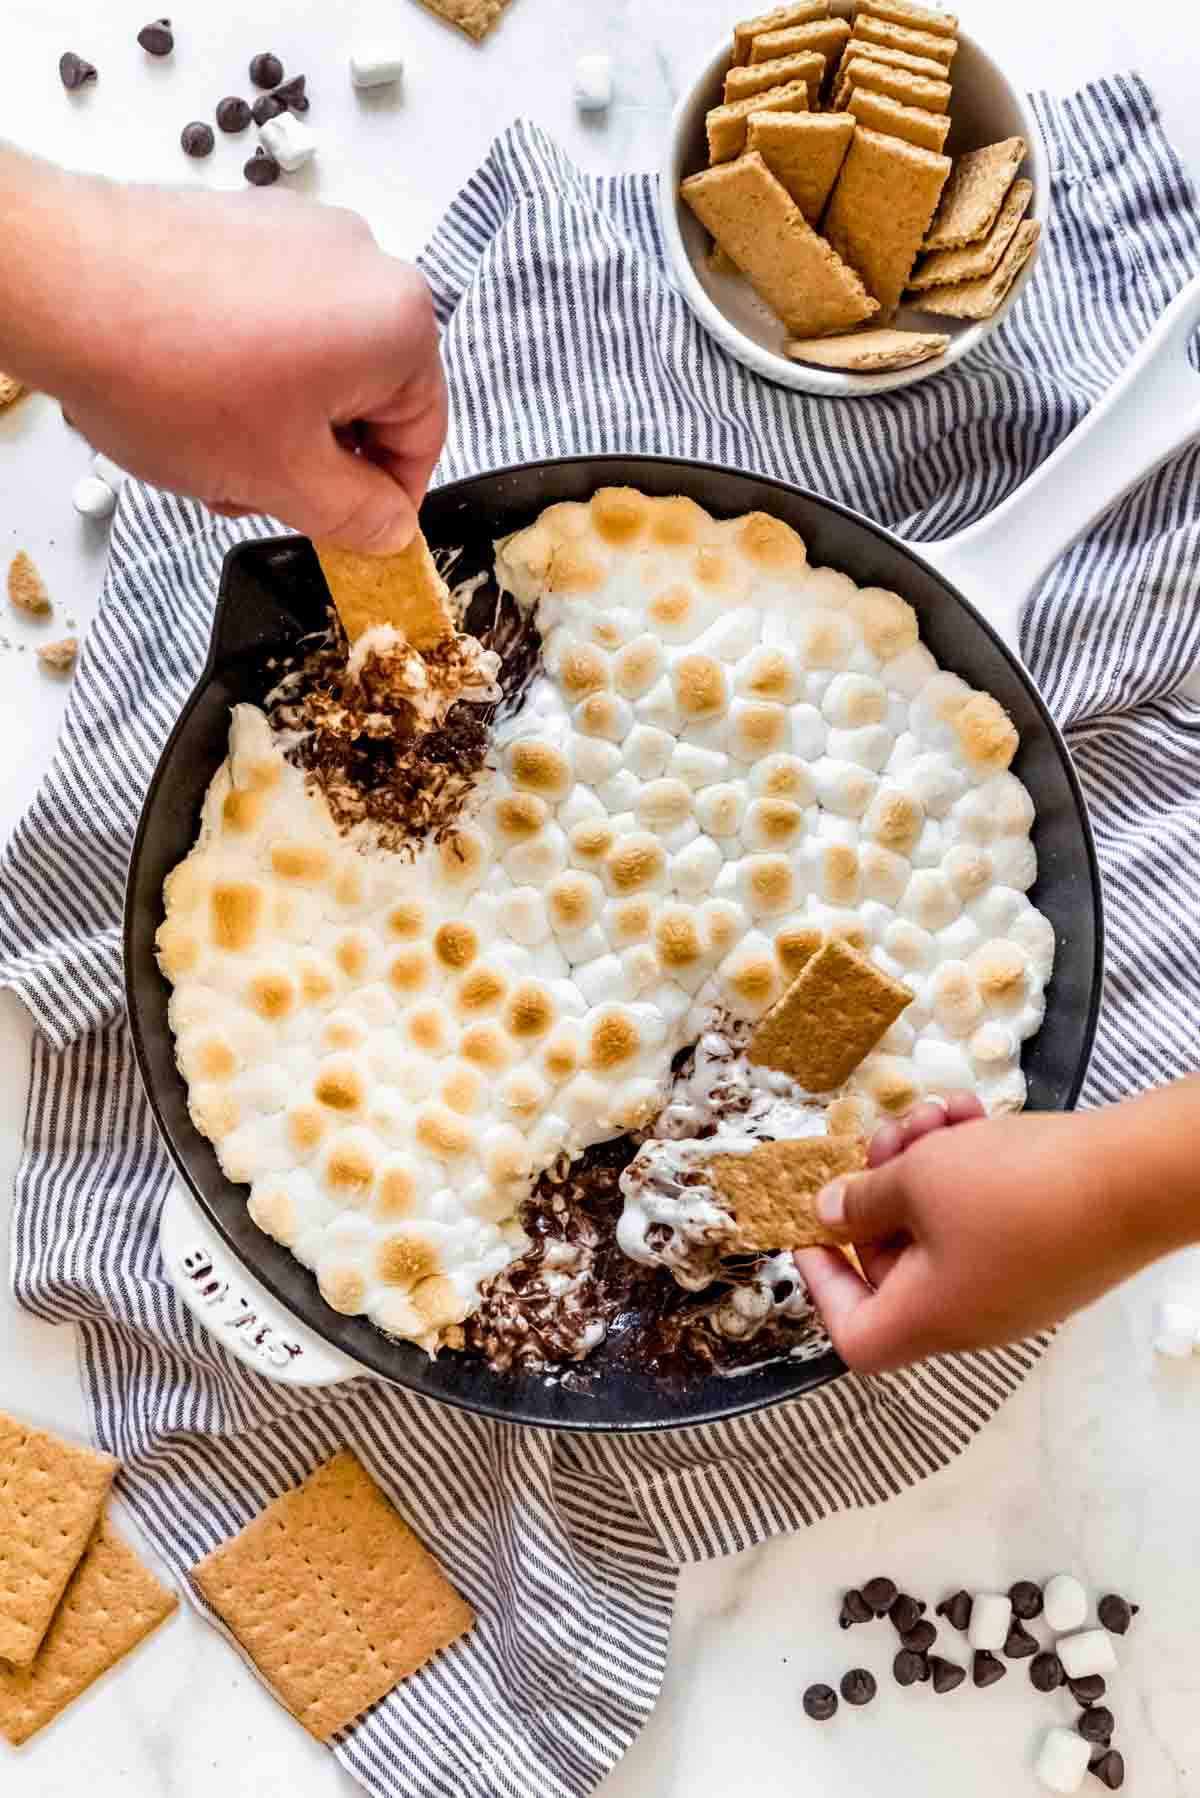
[315,531,455,650]
[750,16,850,80]
[6,551,50,617]
[845,86,950,152]
[914,219,1041,318]
[0,1518,176,1746]
[710,243,741,275]
[732,0,830,65]
[746,111,855,223]
[409,0,512,40]
[823,125,951,318]
[192,1450,474,1742]
[724,49,826,107]
[787,326,949,369]
[836,36,950,82]
[709,1136,868,1251]
[0,1412,117,1666]
[749,936,911,1090]
[852,14,956,66]
[909,178,1032,289]
[681,152,879,337]
[856,0,958,39]
[706,79,809,164]
[0,374,24,410]
[834,54,952,112]
[924,135,1026,250]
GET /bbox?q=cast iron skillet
[124,454,1103,1431]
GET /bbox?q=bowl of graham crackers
[661,0,1049,395]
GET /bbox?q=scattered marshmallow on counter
[72,473,116,520]
[91,451,127,492]
[348,45,404,89]
[967,1592,1012,1653]
[1043,1573,1088,1634]
[1035,1727,1092,1794]
[1057,1628,1118,1681]
[1154,1296,1200,1358]
[574,52,613,113]
[257,112,317,172]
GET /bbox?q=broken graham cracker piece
[749,936,912,1091]
[909,177,1032,289]
[833,54,951,113]
[750,16,850,81]
[409,0,513,41]
[315,530,455,650]
[787,326,949,370]
[746,111,855,223]
[856,0,958,40]
[682,152,878,338]
[0,1411,117,1665]
[924,135,1027,250]
[36,635,78,674]
[914,219,1041,319]
[845,87,950,152]
[706,79,809,164]
[192,1450,474,1742]
[851,13,956,67]
[0,374,24,410]
[724,49,826,106]
[0,1517,176,1746]
[732,0,830,65]
[708,1136,868,1251]
[6,550,50,617]
[823,126,950,319]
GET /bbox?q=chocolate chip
[1009,1580,1044,1620]
[862,1577,897,1616]
[1089,1749,1125,1790]
[216,96,252,133]
[803,1683,838,1721]
[180,121,214,157]
[1031,1652,1065,1693]
[901,1620,937,1655]
[1098,1594,1136,1635]
[839,1588,873,1629]
[1005,1619,1039,1659]
[59,52,98,90]
[936,1590,972,1632]
[251,93,285,126]
[1070,1675,1107,1706]
[889,1593,925,1635]
[840,1668,877,1707]
[893,1649,927,1687]
[1078,1706,1115,1746]
[244,148,281,186]
[249,51,284,89]
[973,1650,1006,1689]
[137,20,173,55]
[273,74,308,112]
[930,1656,966,1694]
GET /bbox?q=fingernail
[816,1179,847,1228]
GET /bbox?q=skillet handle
[922,273,1200,654]
[159,1182,360,1388]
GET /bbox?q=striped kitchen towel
[2,75,1199,1798]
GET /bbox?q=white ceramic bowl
[660,9,1049,397]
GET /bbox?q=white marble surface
[2,0,1199,1792]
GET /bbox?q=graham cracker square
[836,37,950,84]
[909,178,1032,289]
[192,1450,475,1742]
[410,0,513,40]
[709,1136,868,1250]
[914,219,1041,319]
[0,1518,177,1745]
[923,136,1026,250]
[749,936,911,1090]
[750,16,850,82]
[733,0,830,65]
[823,125,951,318]
[315,531,455,649]
[787,326,949,370]
[0,1412,117,1666]
[856,0,958,39]
[845,86,950,152]
[833,54,951,112]
[724,49,826,107]
[706,79,810,164]
[746,111,855,223]
[851,13,956,65]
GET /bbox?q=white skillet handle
[159,1181,360,1388]
[922,273,1200,654]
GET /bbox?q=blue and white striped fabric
[2,76,1198,1798]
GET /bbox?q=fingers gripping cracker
[749,937,911,1091]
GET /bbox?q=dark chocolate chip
[244,148,281,186]
[862,1577,897,1616]
[840,1668,877,1707]
[1009,1580,1044,1620]
[1078,1706,1115,1746]
[936,1590,973,1632]
[59,52,98,90]
[889,1593,925,1635]
[273,74,308,112]
[1031,1651,1065,1693]
[930,1656,966,1694]
[251,93,285,126]
[893,1649,927,1687]
[1005,1619,1039,1659]
[137,20,173,54]
[901,1620,937,1655]
[1098,1594,1135,1636]
[803,1683,838,1721]
[1070,1675,1107,1706]
[216,96,252,133]
[1089,1749,1125,1790]
[973,1650,1007,1689]
[839,1588,873,1629]
[249,51,284,89]
[180,121,214,157]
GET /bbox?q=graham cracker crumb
[7,552,51,617]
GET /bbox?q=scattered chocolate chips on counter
[936,1590,973,1633]
[840,1668,877,1707]
[137,19,174,56]
[1098,1594,1138,1636]
[216,95,252,132]
[1031,1650,1066,1693]
[249,51,284,89]
[1078,1706,1115,1747]
[862,1577,897,1617]
[839,1588,873,1629]
[888,1593,925,1635]
[1069,1675,1108,1706]
[929,1656,966,1694]
[244,148,281,186]
[1005,1618,1039,1659]
[893,1649,928,1688]
[252,92,285,126]
[59,51,98,90]
[803,1683,838,1721]
[180,121,214,157]
[1090,1748,1125,1789]
[901,1619,936,1655]
[973,1650,1007,1689]
[273,74,309,112]
[1010,1579,1044,1620]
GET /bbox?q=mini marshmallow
[1154,1298,1199,1358]
[72,473,116,520]
[1035,1727,1091,1794]
[1056,1630,1117,1682]
[574,52,614,112]
[349,45,405,89]
[257,112,317,172]
[90,451,127,491]
[967,1592,1012,1653]
[1043,1574,1088,1634]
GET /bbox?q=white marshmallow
[1154,1298,1200,1358]
[967,1592,1011,1652]
[574,52,614,112]
[1042,1574,1088,1634]
[349,45,405,89]
[1056,1629,1117,1681]
[72,474,116,520]
[90,451,127,491]
[257,113,317,172]
[1035,1727,1091,1794]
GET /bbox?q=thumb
[288,433,420,556]
[816,1157,913,1245]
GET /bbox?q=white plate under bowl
[660,10,1050,397]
